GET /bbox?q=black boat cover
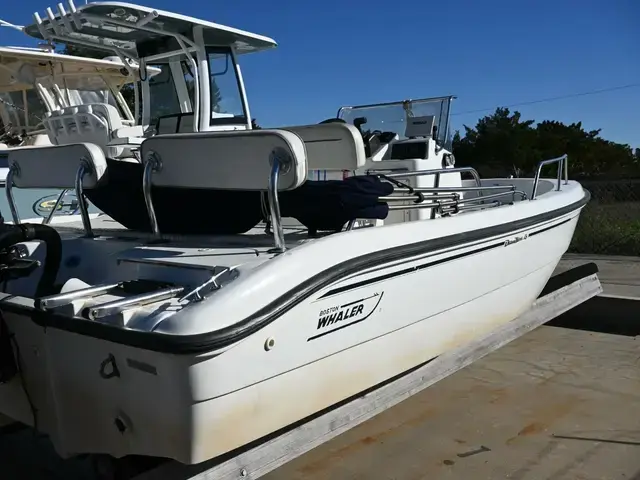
[84,159,394,236]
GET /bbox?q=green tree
[453,108,639,178]
[210,76,221,113]
[452,107,537,177]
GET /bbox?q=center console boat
[0,1,589,467]
[0,43,157,222]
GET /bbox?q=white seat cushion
[44,103,125,158]
[140,129,308,191]
[8,143,107,189]
[282,122,366,171]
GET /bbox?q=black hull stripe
[320,242,500,298]
[320,216,575,299]
[529,217,572,237]
[0,190,590,354]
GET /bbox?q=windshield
[148,63,180,127]
[39,74,123,115]
[207,48,246,126]
[338,96,455,150]
[144,48,246,130]
[146,58,197,128]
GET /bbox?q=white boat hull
[0,7,590,468]
[0,208,581,464]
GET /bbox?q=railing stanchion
[531,154,568,200]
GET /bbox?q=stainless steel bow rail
[371,154,570,216]
[532,154,569,200]
[371,166,527,216]
[70,263,600,480]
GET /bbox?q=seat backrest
[282,123,366,171]
[43,103,125,158]
[8,143,107,189]
[140,129,307,191]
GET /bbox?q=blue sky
[1,0,638,148]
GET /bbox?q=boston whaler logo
[308,292,384,341]
[503,232,529,247]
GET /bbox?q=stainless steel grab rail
[85,286,185,320]
[458,190,527,205]
[393,184,519,194]
[369,166,482,187]
[531,154,568,200]
[37,282,123,311]
[364,154,569,221]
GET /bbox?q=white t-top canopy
[0,45,148,91]
[24,1,278,58]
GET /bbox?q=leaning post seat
[277,122,393,234]
[282,122,366,172]
[43,103,126,158]
[82,122,393,237]
[6,143,107,236]
[140,130,308,251]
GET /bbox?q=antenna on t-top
[0,19,25,32]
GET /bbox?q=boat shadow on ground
[546,295,640,337]
[539,261,640,337]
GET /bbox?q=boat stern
[0,301,203,462]
[0,307,52,429]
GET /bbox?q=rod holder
[136,10,159,28]
[67,0,82,30]
[45,7,62,35]
[33,12,50,41]
[57,3,74,32]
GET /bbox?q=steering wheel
[318,118,391,157]
[319,118,347,124]
[318,117,374,154]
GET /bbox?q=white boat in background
[0,1,589,467]
[0,43,158,222]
